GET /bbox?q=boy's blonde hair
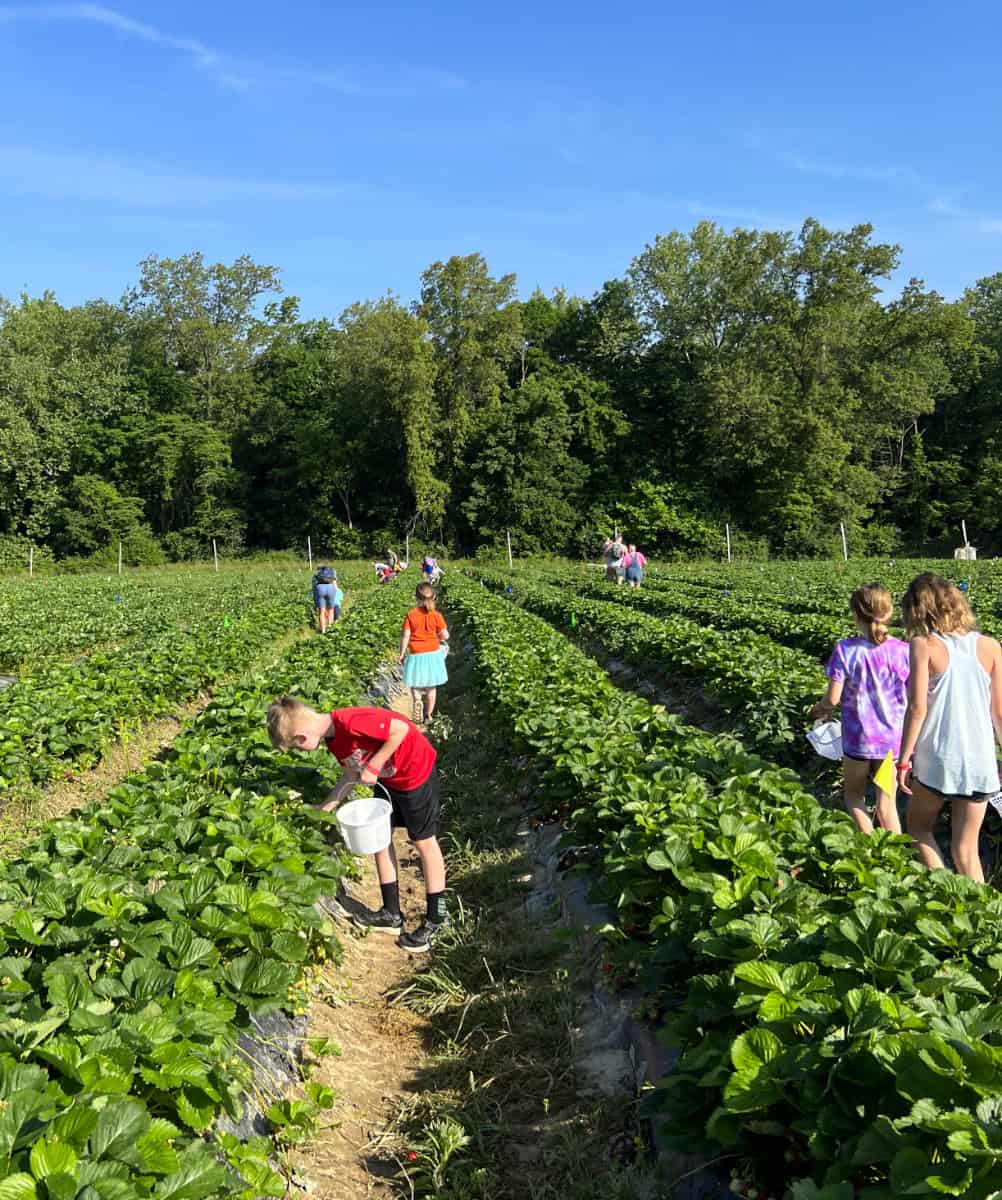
[901,573,976,638]
[267,695,314,749]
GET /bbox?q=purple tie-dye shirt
[826,636,910,759]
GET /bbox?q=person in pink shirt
[811,583,909,834]
[623,544,648,589]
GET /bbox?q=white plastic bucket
[336,795,393,855]
[807,720,843,761]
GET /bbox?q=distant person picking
[311,565,342,633]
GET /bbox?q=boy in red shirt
[267,697,447,953]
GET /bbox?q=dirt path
[292,832,429,1198]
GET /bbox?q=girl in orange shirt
[399,582,450,723]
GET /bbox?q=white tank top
[912,632,1000,796]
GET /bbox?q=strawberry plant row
[0,582,413,1199]
[644,560,1002,623]
[471,570,824,755]
[0,565,376,673]
[445,571,1002,1200]
[624,564,1002,650]
[0,568,352,673]
[531,565,846,660]
[642,566,850,617]
[0,590,315,788]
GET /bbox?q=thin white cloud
[0,144,348,208]
[780,151,922,187]
[684,201,801,229]
[929,196,964,217]
[748,137,1002,240]
[612,190,812,232]
[926,196,1002,237]
[0,3,253,88]
[269,63,466,98]
[0,3,465,97]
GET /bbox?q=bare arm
[321,770,361,812]
[360,717,409,784]
[810,678,843,721]
[399,626,411,663]
[988,637,1002,749]
[897,638,930,796]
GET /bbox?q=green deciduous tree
[0,228,997,562]
[124,252,283,424]
[418,254,522,470]
[337,297,445,532]
[624,220,973,554]
[459,372,588,550]
[0,294,130,540]
[50,475,148,556]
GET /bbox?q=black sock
[380,881,400,916]
[426,891,446,923]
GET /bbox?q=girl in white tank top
[898,574,1002,882]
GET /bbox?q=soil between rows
[291,829,429,1198]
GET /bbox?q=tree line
[1,219,1000,566]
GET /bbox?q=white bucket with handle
[807,719,843,761]
[333,781,393,855]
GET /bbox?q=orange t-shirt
[404,607,447,654]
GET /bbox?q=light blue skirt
[403,649,448,688]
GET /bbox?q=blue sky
[1,0,1000,317]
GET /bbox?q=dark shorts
[913,778,994,804]
[385,771,440,841]
[626,566,643,583]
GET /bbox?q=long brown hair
[850,583,893,645]
[416,582,437,612]
[901,573,975,637]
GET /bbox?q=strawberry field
[450,560,1002,1199]
[0,567,371,789]
[0,567,413,1198]
[3,556,1002,1200]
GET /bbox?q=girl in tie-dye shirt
[811,583,909,835]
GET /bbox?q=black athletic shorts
[913,777,994,804]
[385,771,440,841]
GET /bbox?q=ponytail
[416,583,437,612]
[850,583,893,645]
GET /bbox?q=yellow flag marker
[873,750,896,796]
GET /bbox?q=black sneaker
[352,906,404,935]
[398,918,448,954]
[326,886,367,922]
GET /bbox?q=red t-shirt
[325,707,436,792]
